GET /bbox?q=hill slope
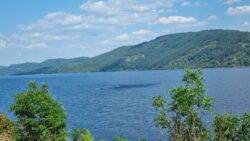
[0,57,90,75]
[1,29,250,75]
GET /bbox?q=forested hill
[1,29,250,75]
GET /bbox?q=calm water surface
[0,68,250,140]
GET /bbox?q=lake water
[0,68,250,140]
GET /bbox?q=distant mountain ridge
[1,29,250,75]
[0,57,90,75]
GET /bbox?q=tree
[213,113,250,141]
[213,114,239,141]
[11,81,66,141]
[0,114,15,140]
[113,136,128,141]
[239,113,250,141]
[153,69,214,141]
[71,128,82,141]
[71,128,94,141]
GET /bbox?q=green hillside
[1,29,250,75]
[0,57,89,75]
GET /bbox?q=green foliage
[239,113,250,141]
[71,128,82,141]
[0,114,15,138]
[0,114,14,134]
[153,68,214,141]
[1,29,250,75]
[137,138,147,141]
[213,114,240,141]
[71,128,94,141]
[151,68,250,141]
[0,57,90,75]
[213,113,250,141]
[11,81,67,141]
[113,136,128,141]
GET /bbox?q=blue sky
[0,0,250,66]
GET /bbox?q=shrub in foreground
[213,113,250,141]
[153,69,214,141]
[0,114,15,140]
[11,81,67,141]
[71,128,94,141]
[113,136,128,141]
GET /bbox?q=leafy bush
[71,128,94,141]
[213,113,250,141]
[153,69,214,141]
[0,114,15,134]
[11,81,67,141]
[153,68,250,141]
[113,136,128,141]
[239,113,250,140]
[0,114,15,140]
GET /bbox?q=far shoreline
[1,66,250,77]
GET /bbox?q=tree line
[0,69,249,140]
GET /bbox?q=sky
[0,0,250,66]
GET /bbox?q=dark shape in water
[99,83,157,90]
[113,84,157,89]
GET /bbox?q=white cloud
[24,32,78,41]
[79,0,174,26]
[179,1,206,7]
[115,34,130,41]
[223,0,240,5]
[208,15,218,21]
[78,0,173,26]
[80,1,110,13]
[181,2,190,7]
[26,43,48,50]
[226,6,250,15]
[7,32,80,50]
[16,0,175,45]
[194,1,207,6]
[158,16,197,25]
[21,12,83,31]
[0,39,6,48]
[80,0,173,13]
[132,29,152,35]
[9,0,176,57]
[244,21,250,26]
[100,39,111,45]
[20,0,174,32]
[45,12,82,25]
[2,0,220,65]
[103,29,156,46]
